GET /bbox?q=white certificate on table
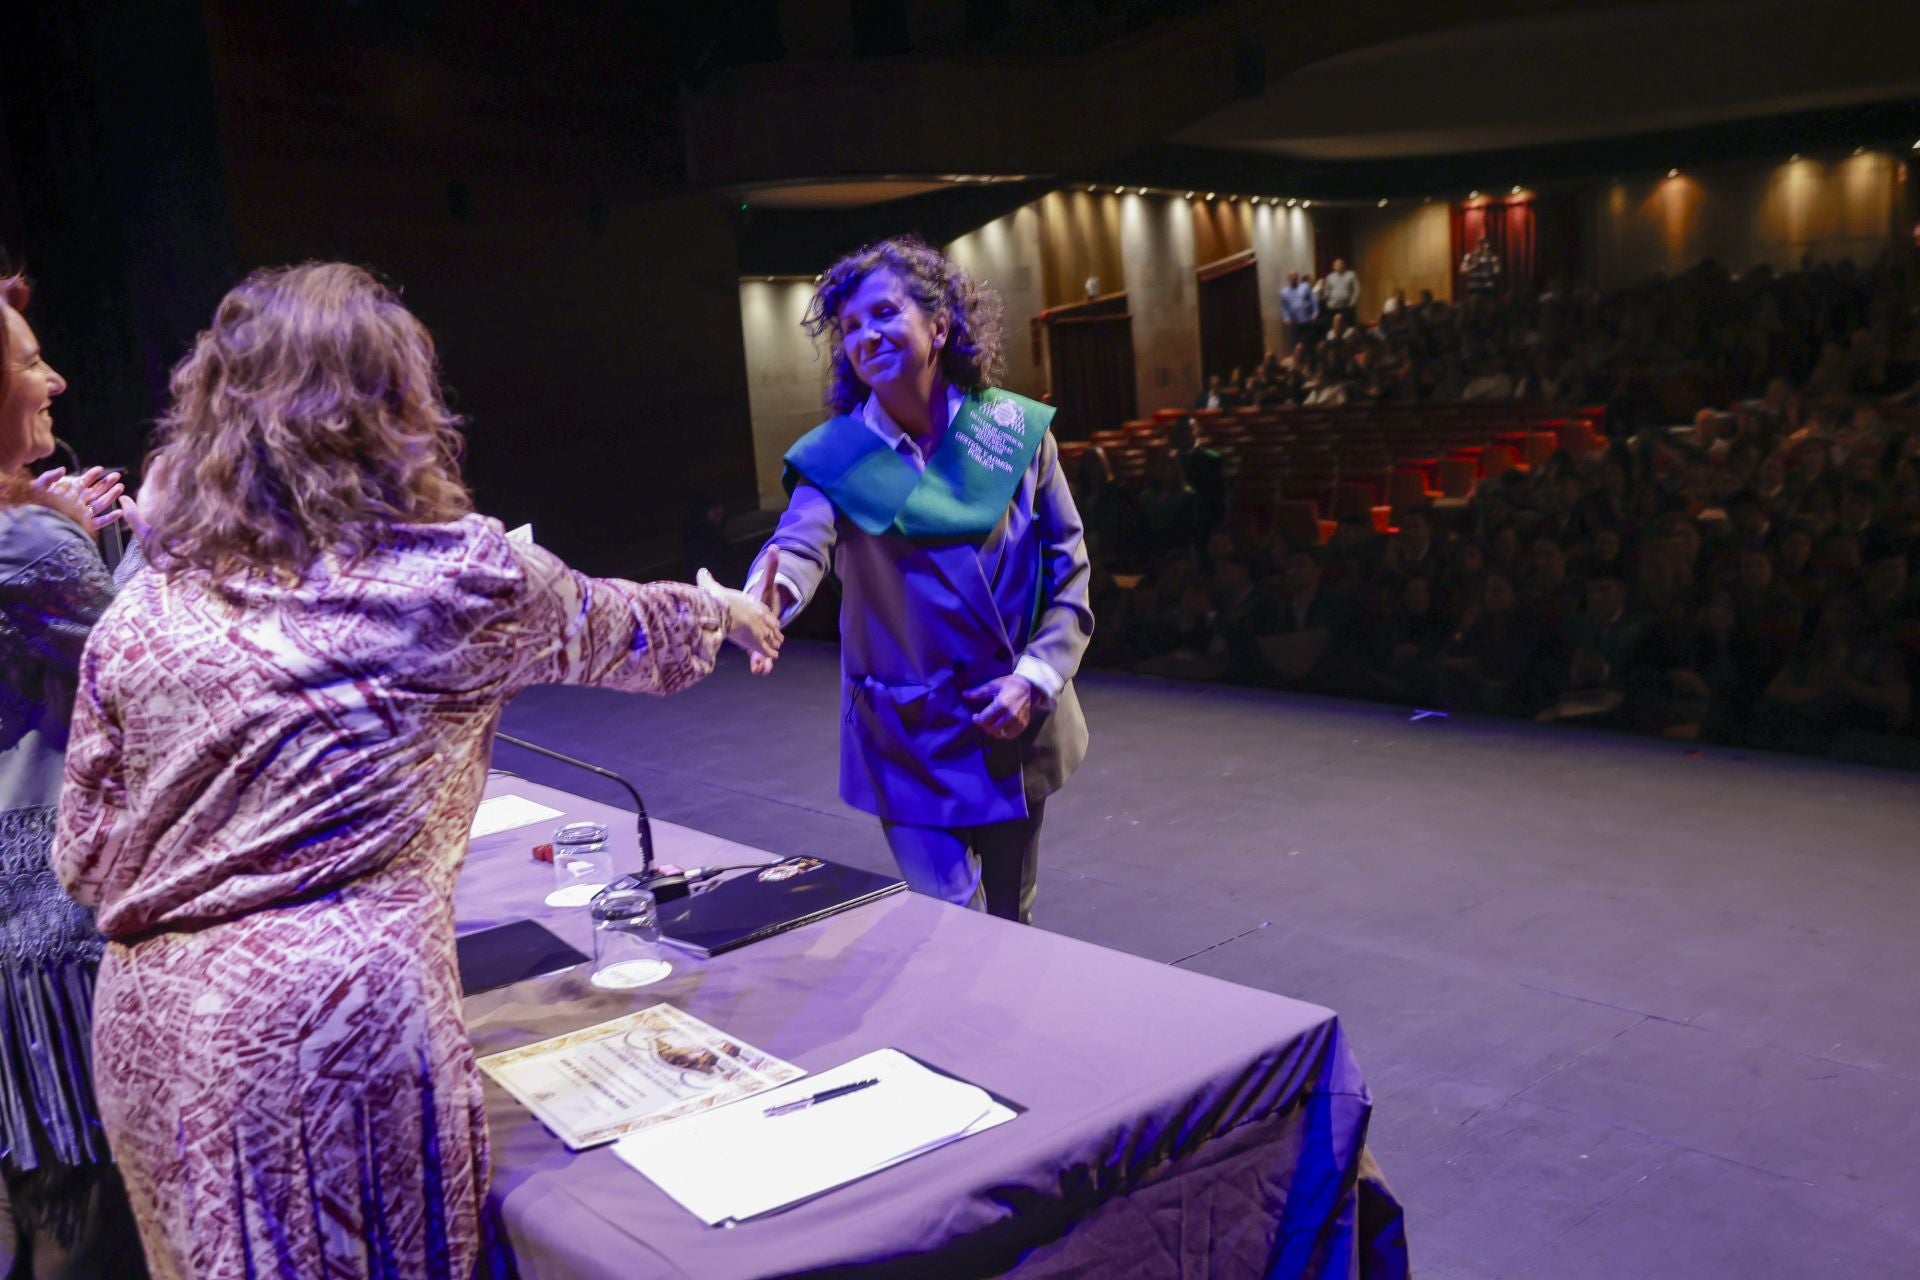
[479,1005,803,1150]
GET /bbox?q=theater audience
[1438,572,1535,715]
[1367,574,1451,704]
[1084,248,1919,764]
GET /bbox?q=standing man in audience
[1461,235,1503,298]
[1319,258,1360,334]
[1280,270,1320,354]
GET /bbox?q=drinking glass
[546,821,614,908]
[589,883,672,989]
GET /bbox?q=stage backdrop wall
[1249,202,1318,357]
[946,202,1048,401]
[1036,190,1128,309]
[1352,202,1454,323]
[1588,150,1910,288]
[1190,199,1251,272]
[1120,194,1203,417]
[202,2,759,578]
[738,281,831,510]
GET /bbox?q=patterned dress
[52,516,725,1279]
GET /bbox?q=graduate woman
[746,237,1092,923]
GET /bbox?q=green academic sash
[783,389,1054,540]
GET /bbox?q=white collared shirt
[859,385,964,473]
[753,386,1063,703]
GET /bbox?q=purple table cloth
[460,779,1408,1279]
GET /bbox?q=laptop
[659,857,905,957]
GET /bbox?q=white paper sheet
[613,1048,1016,1224]
[469,793,564,839]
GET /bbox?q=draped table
[461,777,1407,1279]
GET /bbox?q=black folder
[456,920,590,995]
[659,857,905,957]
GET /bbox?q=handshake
[695,547,789,677]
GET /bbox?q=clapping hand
[696,555,783,669]
[34,466,126,531]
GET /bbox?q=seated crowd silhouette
[1066,253,1920,765]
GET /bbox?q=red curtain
[1450,198,1537,296]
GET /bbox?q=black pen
[763,1078,880,1117]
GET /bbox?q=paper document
[469,793,564,839]
[614,1048,1016,1224]
[479,1005,802,1149]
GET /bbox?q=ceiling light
[1303,200,1312,208]
[1510,185,1523,195]
[1086,185,1097,193]
[1667,168,1679,178]
[1377,199,1388,207]
[1789,153,1800,162]
[1286,198,1297,207]
[1912,139,1920,150]
[1185,191,1195,199]
[1852,146,1866,156]
[1206,192,1216,200]
[1469,190,1480,199]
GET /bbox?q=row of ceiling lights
[1079,141,1917,212]
[1080,183,1544,209]
[1086,185,1315,208]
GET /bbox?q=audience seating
[1082,401,1610,544]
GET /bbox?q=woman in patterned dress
[0,274,148,1275]
[50,262,781,1278]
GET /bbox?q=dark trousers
[880,799,1045,924]
[1,1157,146,1280]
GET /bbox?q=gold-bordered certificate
[479,1004,803,1149]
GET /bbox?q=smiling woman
[742,236,1093,926]
[0,279,67,473]
[804,236,1004,419]
[0,272,149,1277]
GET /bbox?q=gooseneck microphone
[492,731,695,900]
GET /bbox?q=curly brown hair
[146,262,472,581]
[803,236,1005,415]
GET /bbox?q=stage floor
[501,641,1920,1280]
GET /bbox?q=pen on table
[763,1078,879,1117]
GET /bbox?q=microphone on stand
[492,731,693,902]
